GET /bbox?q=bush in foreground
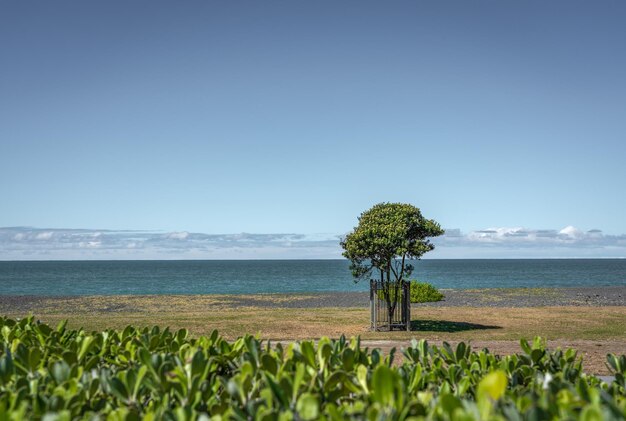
[0,316,625,420]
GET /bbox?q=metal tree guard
[370,280,411,331]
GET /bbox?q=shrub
[0,316,625,419]
[376,281,444,303]
[409,280,444,303]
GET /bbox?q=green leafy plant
[409,280,444,303]
[376,281,444,303]
[0,316,625,419]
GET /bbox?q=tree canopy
[340,202,444,284]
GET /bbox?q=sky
[1,1,625,259]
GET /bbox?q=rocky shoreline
[225,286,626,308]
[1,286,625,311]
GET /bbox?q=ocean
[0,259,624,295]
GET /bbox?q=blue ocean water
[0,259,624,296]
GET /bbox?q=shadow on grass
[411,319,501,332]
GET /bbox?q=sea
[0,259,624,296]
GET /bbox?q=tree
[340,203,444,323]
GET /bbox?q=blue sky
[1,1,625,259]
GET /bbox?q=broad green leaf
[477,370,507,402]
[296,393,319,420]
[372,365,395,406]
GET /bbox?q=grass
[2,295,625,341]
[2,294,625,374]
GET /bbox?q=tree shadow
[410,319,501,332]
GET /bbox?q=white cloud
[0,226,625,260]
[78,241,101,248]
[0,227,343,260]
[558,225,584,239]
[435,226,626,256]
[35,231,54,240]
[166,231,189,240]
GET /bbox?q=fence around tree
[369,280,411,331]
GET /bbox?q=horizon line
[1,257,624,262]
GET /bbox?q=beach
[3,286,624,310]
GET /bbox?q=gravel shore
[1,286,625,311]
[221,286,626,308]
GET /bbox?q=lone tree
[340,203,444,324]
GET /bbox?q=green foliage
[341,202,443,284]
[410,281,444,303]
[1,316,626,420]
[376,281,444,303]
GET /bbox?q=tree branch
[399,253,406,281]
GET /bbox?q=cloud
[35,231,54,240]
[0,226,625,260]
[434,226,626,257]
[166,231,189,240]
[0,227,343,260]
[558,225,584,239]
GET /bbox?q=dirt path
[359,339,626,375]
